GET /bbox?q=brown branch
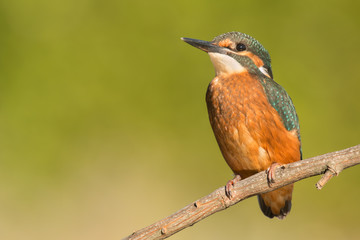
[123,144,360,240]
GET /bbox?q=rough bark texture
[123,144,360,240]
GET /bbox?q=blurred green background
[0,0,359,239]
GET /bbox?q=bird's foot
[225,174,241,199]
[266,163,282,187]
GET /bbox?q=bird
[181,32,302,219]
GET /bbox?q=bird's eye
[236,43,246,51]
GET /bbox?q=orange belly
[206,72,301,178]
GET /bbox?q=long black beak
[181,37,227,54]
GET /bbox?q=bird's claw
[266,163,282,186]
[225,174,241,199]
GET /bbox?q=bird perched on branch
[182,32,302,219]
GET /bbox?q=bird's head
[182,32,272,78]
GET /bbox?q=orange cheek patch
[238,51,264,68]
[218,39,233,48]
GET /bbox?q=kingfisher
[181,32,302,219]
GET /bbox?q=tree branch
[123,144,360,240]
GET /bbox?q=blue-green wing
[259,77,302,159]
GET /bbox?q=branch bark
[123,144,360,240]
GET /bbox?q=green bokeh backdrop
[0,1,359,239]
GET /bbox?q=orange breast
[206,72,301,178]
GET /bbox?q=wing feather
[258,76,302,159]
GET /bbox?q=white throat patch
[208,52,245,76]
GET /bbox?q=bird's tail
[257,184,293,219]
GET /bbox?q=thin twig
[123,144,360,240]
